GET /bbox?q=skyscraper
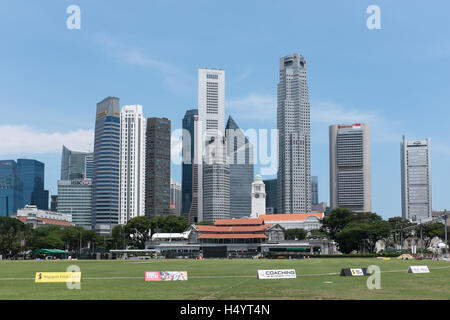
[329,123,371,212]
[92,96,121,235]
[181,109,198,220]
[311,176,319,206]
[119,105,146,225]
[189,114,202,224]
[60,145,93,180]
[277,54,311,214]
[17,159,48,210]
[57,179,92,229]
[145,117,171,218]
[264,178,277,214]
[170,178,182,216]
[0,160,22,217]
[197,68,230,222]
[226,116,254,218]
[401,136,432,222]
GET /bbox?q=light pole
[419,219,423,259]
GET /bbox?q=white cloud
[227,93,276,120]
[0,125,94,155]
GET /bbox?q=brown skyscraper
[145,117,171,218]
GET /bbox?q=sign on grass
[257,269,296,279]
[407,266,430,274]
[35,272,81,283]
[145,271,188,281]
[340,268,369,276]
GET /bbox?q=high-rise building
[92,96,121,235]
[329,123,371,212]
[181,109,198,220]
[17,159,48,210]
[277,54,311,214]
[85,154,94,179]
[57,179,92,229]
[50,195,58,212]
[251,175,266,218]
[197,68,230,222]
[264,178,277,214]
[119,105,146,225]
[0,160,23,217]
[311,176,319,206]
[401,136,432,222]
[226,116,254,218]
[61,146,93,180]
[145,117,171,218]
[189,114,202,224]
[170,178,182,216]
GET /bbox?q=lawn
[0,258,449,300]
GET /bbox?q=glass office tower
[0,160,23,217]
[17,159,48,210]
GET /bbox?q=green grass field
[0,258,449,300]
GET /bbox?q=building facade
[251,175,266,218]
[170,178,182,216]
[264,178,277,214]
[50,195,58,212]
[92,96,121,235]
[189,114,202,224]
[57,179,92,229]
[17,159,48,210]
[14,205,72,228]
[181,109,198,220]
[329,123,371,212]
[311,176,319,206]
[119,105,146,225]
[145,117,171,218]
[61,146,93,180]
[197,68,230,222]
[277,54,311,214]
[0,160,23,217]
[226,116,254,218]
[401,136,432,222]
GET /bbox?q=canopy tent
[32,249,68,254]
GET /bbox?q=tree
[197,221,213,226]
[307,229,327,239]
[420,223,445,249]
[157,216,189,233]
[124,217,152,249]
[0,217,34,259]
[284,228,307,240]
[321,208,355,239]
[111,225,127,250]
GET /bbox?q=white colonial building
[251,175,266,218]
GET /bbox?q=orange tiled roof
[198,233,268,239]
[38,218,73,227]
[195,225,271,233]
[261,213,324,221]
[214,217,264,226]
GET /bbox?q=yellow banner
[35,272,81,283]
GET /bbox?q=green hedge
[265,252,404,259]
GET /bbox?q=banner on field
[257,269,296,279]
[340,268,369,276]
[145,271,188,281]
[35,272,81,283]
[407,266,430,274]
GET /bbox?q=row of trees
[0,215,189,259]
[320,208,446,253]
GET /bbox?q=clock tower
[251,174,266,218]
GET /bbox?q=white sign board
[257,269,296,279]
[350,268,364,276]
[408,266,430,274]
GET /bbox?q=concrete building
[197,68,230,223]
[401,136,432,222]
[170,178,182,216]
[329,123,371,212]
[251,175,266,218]
[57,179,92,229]
[226,116,254,218]
[61,146,93,180]
[119,105,146,225]
[145,117,171,218]
[92,96,121,235]
[277,54,311,214]
[181,109,198,221]
[50,195,58,212]
[14,205,72,228]
[261,213,324,231]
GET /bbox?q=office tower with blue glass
[92,96,121,235]
[226,116,254,218]
[264,178,277,214]
[17,159,48,210]
[61,145,93,180]
[0,160,23,217]
[182,109,198,221]
[311,176,319,206]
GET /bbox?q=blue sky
[1,0,449,219]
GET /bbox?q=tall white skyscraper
[401,136,432,222]
[277,54,311,213]
[329,123,371,213]
[119,105,146,225]
[197,68,230,222]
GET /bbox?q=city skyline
[1,1,450,219]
